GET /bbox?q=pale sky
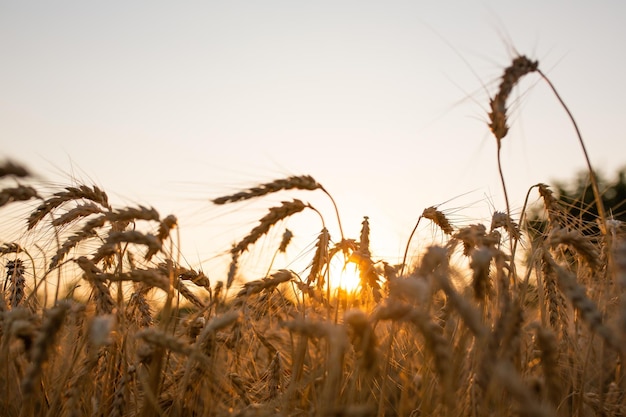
[2,1,625,280]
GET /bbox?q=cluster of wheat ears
[1,55,625,417]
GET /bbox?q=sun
[328,257,362,294]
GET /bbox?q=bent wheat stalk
[537,69,608,234]
[401,206,454,276]
[488,56,538,255]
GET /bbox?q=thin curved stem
[400,216,423,276]
[512,183,541,265]
[537,69,607,234]
[320,187,344,241]
[496,143,515,257]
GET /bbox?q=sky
[2,1,626,282]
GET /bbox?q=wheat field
[1,56,625,417]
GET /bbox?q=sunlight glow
[328,257,362,294]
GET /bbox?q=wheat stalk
[488,56,539,258]
[536,69,609,236]
[401,207,454,276]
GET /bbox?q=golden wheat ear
[227,199,311,289]
[27,185,110,230]
[212,175,321,204]
[488,55,539,145]
[488,55,539,251]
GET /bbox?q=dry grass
[1,54,625,417]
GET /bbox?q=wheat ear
[488,56,538,252]
[21,301,71,396]
[539,249,569,337]
[6,259,26,308]
[28,184,110,230]
[488,56,539,143]
[98,269,170,291]
[537,183,563,229]
[51,203,104,227]
[490,211,521,240]
[0,160,29,178]
[0,185,39,208]
[232,199,309,255]
[547,253,620,351]
[213,174,345,240]
[401,207,454,276]
[344,309,378,373]
[492,361,556,417]
[306,228,330,287]
[534,326,562,408]
[212,175,321,204]
[548,227,600,270]
[236,269,294,298]
[470,246,494,302]
[92,230,162,263]
[421,246,487,338]
[227,199,310,288]
[0,242,23,255]
[422,206,454,235]
[107,205,160,224]
[50,214,107,269]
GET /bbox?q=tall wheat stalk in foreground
[0,51,624,417]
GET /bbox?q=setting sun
[328,257,362,294]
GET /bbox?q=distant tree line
[526,167,626,238]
